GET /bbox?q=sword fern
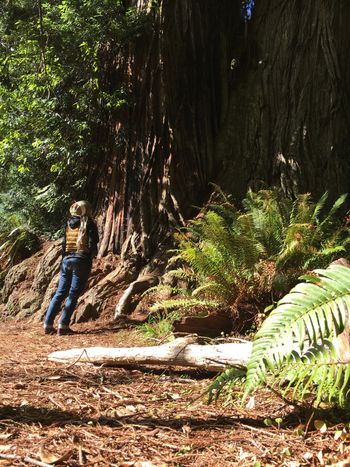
[244,265,350,405]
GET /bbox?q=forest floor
[0,321,349,466]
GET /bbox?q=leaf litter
[0,321,350,465]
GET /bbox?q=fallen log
[48,337,252,372]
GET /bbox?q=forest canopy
[0,0,148,234]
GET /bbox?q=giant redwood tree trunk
[90,0,242,268]
[91,0,350,266]
[220,0,350,199]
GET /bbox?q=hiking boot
[44,326,56,335]
[57,327,75,336]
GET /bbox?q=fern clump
[0,207,40,280]
[148,207,263,326]
[153,188,350,332]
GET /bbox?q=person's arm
[88,221,99,258]
[61,222,68,257]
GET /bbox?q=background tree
[0,0,147,233]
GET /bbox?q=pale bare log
[48,337,252,372]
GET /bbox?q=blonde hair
[69,201,93,250]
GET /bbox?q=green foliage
[155,189,350,324]
[138,310,182,343]
[275,193,348,270]
[150,297,219,313]
[0,201,40,277]
[152,204,263,315]
[240,189,291,258]
[244,265,350,406]
[207,367,246,404]
[0,0,150,233]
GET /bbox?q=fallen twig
[47,395,66,411]
[0,453,52,467]
[303,408,316,439]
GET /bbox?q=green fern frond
[275,192,348,271]
[275,238,309,270]
[235,213,255,235]
[303,246,346,270]
[325,193,347,221]
[290,345,337,401]
[274,340,350,406]
[192,282,218,297]
[207,367,246,404]
[192,282,238,303]
[209,203,238,226]
[158,189,350,330]
[241,190,288,257]
[164,268,196,281]
[290,193,314,224]
[141,285,189,298]
[311,191,328,222]
[244,265,350,398]
[178,210,261,292]
[308,195,346,246]
[150,298,219,313]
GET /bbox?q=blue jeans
[44,256,91,328]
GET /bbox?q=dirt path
[0,321,347,466]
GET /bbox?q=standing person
[44,201,99,335]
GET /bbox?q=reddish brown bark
[89,0,350,265]
[89,0,241,265]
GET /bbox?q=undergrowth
[138,310,182,343]
[0,204,40,281]
[148,188,350,332]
